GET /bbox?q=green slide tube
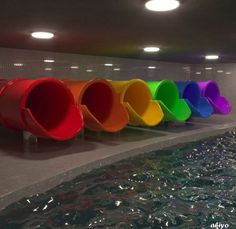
[146,80,191,122]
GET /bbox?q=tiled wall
[0,48,190,81]
[0,47,235,114]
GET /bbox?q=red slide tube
[0,77,83,140]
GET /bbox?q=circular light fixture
[113,68,120,71]
[145,0,180,12]
[183,66,190,70]
[104,63,113,67]
[205,55,219,60]
[70,66,79,69]
[86,69,93,73]
[31,32,54,39]
[148,66,157,69]
[45,67,52,71]
[144,46,160,53]
[13,63,24,67]
[205,67,213,70]
[195,72,201,75]
[44,59,55,63]
[217,70,223,73]
[226,72,231,75]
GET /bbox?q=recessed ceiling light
[13,63,24,67]
[104,63,113,67]
[44,59,55,63]
[70,66,79,69]
[205,67,213,70]
[86,69,93,72]
[45,68,52,71]
[31,32,54,39]
[226,72,231,75]
[113,68,120,71]
[148,66,157,69]
[205,55,219,60]
[195,72,201,75]
[145,0,180,12]
[217,70,224,73]
[183,66,190,70]
[144,46,160,52]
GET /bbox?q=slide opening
[205,82,220,102]
[156,81,178,110]
[26,81,71,132]
[81,82,113,123]
[183,82,200,106]
[0,79,7,94]
[124,81,150,116]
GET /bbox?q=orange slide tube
[64,79,129,132]
[111,79,164,126]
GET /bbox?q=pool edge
[1,122,236,211]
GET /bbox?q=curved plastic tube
[0,79,8,95]
[198,80,232,115]
[147,80,191,122]
[0,78,83,140]
[64,79,129,132]
[111,79,164,126]
[175,81,213,118]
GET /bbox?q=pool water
[0,131,236,229]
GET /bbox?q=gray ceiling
[0,0,236,63]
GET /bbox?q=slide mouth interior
[26,81,71,133]
[183,82,200,107]
[155,81,178,110]
[81,82,113,123]
[204,82,220,102]
[124,81,150,116]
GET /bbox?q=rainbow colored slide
[0,77,232,141]
[111,79,164,126]
[198,80,232,115]
[0,78,83,140]
[175,81,213,118]
[65,79,129,132]
[147,80,191,122]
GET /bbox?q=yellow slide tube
[111,79,164,126]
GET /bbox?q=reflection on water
[0,131,236,228]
